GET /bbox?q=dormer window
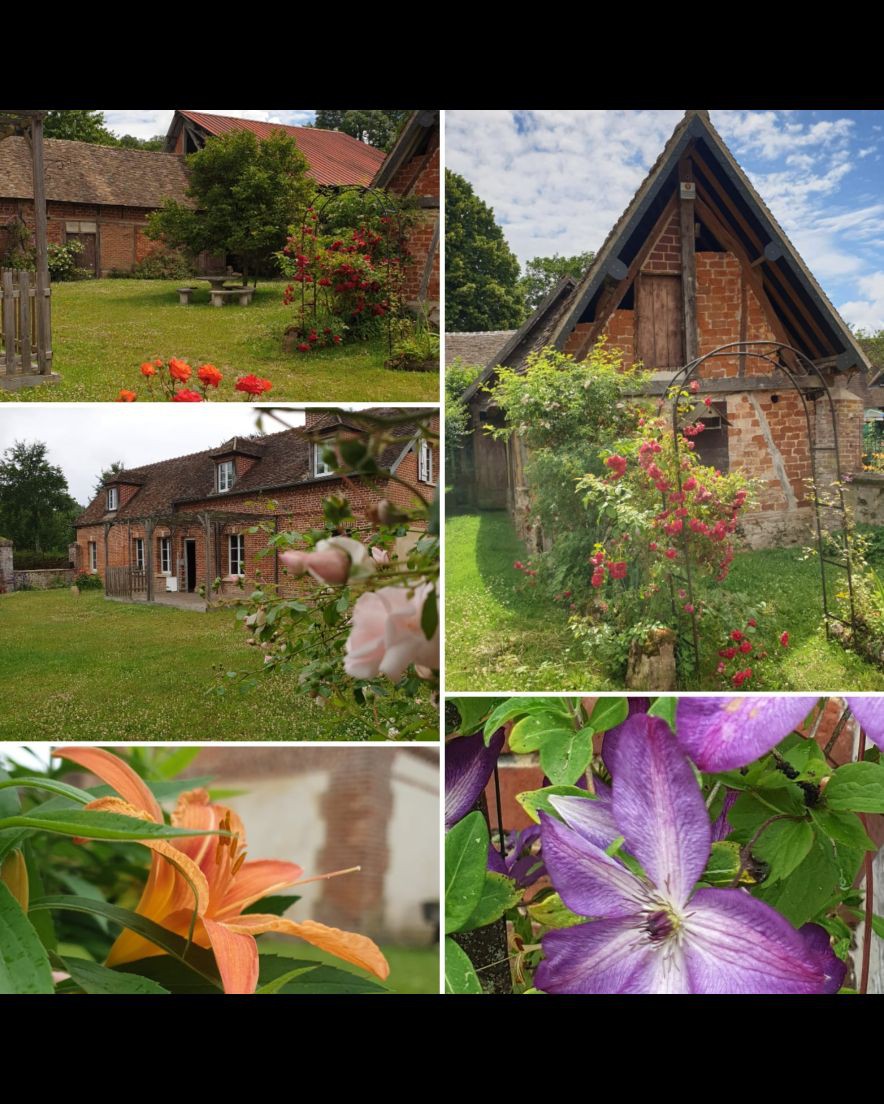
[216,460,235,493]
[313,443,335,478]
[106,486,119,511]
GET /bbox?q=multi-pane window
[229,534,246,576]
[418,440,435,484]
[106,486,119,511]
[88,541,97,573]
[216,460,235,492]
[159,536,171,574]
[133,538,144,569]
[313,444,335,477]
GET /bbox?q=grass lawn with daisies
[446,509,884,691]
[0,279,438,403]
[0,589,434,741]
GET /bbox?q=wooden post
[29,112,51,374]
[103,522,111,585]
[203,513,213,608]
[2,270,15,374]
[17,270,30,371]
[679,158,698,365]
[144,519,154,603]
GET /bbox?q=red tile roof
[177,111,386,186]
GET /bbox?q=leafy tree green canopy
[146,129,314,285]
[0,441,82,554]
[520,251,595,314]
[445,170,525,332]
[314,110,409,151]
[43,110,117,145]
[92,460,126,499]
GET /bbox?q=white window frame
[229,533,246,576]
[216,460,235,493]
[418,440,435,485]
[313,443,335,478]
[106,486,119,511]
[159,536,171,575]
[88,541,97,573]
[133,537,144,569]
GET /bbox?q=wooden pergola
[0,109,57,388]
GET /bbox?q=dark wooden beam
[679,158,698,363]
[637,371,821,396]
[29,113,50,374]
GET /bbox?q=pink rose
[344,582,438,681]
[280,536,375,586]
[370,546,391,566]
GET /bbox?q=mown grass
[262,940,439,994]
[0,589,426,741]
[0,279,438,403]
[445,509,884,691]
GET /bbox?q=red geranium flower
[172,389,203,402]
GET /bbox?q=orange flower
[168,358,191,383]
[118,389,137,402]
[197,363,223,388]
[140,362,157,377]
[55,748,390,994]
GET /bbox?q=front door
[185,540,197,592]
[67,231,97,275]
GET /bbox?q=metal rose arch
[665,339,858,679]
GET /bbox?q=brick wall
[388,131,440,306]
[643,213,681,272]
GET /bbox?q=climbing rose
[344,582,439,681]
[117,390,137,402]
[665,548,677,560]
[689,379,700,392]
[740,640,752,654]
[608,561,627,580]
[732,669,752,687]
[780,631,789,647]
[171,389,203,403]
[169,358,191,383]
[197,364,223,388]
[280,536,375,586]
[235,374,273,397]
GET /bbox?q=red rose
[140,362,156,377]
[235,375,273,396]
[740,640,752,654]
[747,618,757,628]
[168,358,191,383]
[608,561,627,580]
[197,364,222,388]
[298,343,311,352]
[665,548,677,560]
[117,389,137,402]
[172,389,203,402]
[730,630,743,641]
[780,631,789,647]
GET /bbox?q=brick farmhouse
[0,110,438,305]
[452,109,873,549]
[73,410,438,606]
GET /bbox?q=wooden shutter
[636,274,684,369]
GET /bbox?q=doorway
[185,540,197,592]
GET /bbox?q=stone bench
[210,289,240,308]
[236,287,255,305]
[177,286,197,305]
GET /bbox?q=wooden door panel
[637,274,683,368]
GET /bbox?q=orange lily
[55,748,390,994]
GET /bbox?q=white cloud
[840,270,884,330]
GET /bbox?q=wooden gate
[0,268,52,376]
[105,566,147,598]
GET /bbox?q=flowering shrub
[117,359,272,402]
[445,694,884,994]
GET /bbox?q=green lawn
[0,589,430,741]
[0,279,438,402]
[446,509,884,691]
[262,940,439,994]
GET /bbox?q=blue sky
[103,109,316,141]
[446,109,884,332]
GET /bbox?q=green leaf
[0,777,93,805]
[516,785,593,825]
[509,713,573,754]
[152,747,203,780]
[700,841,745,887]
[728,787,805,833]
[23,841,56,950]
[117,955,219,994]
[445,811,489,934]
[450,697,503,737]
[587,697,628,733]
[539,727,593,786]
[420,585,438,640]
[527,892,586,930]
[28,896,222,988]
[782,740,828,782]
[650,697,678,730]
[482,697,571,745]
[60,957,169,995]
[242,894,300,917]
[460,872,522,931]
[444,937,482,994]
[272,965,391,995]
[826,761,884,813]
[810,808,875,851]
[0,882,54,994]
[0,809,228,843]
[753,836,840,927]
[752,818,814,884]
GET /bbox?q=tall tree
[146,129,314,285]
[92,460,126,499]
[0,441,82,553]
[43,110,117,145]
[115,134,165,151]
[520,251,595,314]
[314,109,409,151]
[445,170,524,332]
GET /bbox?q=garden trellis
[667,339,858,679]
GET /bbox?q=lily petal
[682,887,846,993]
[612,713,710,909]
[216,860,304,918]
[548,782,618,852]
[225,914,390,981]
[445,728,505,829]
[537,916,689,994]
[675,697,818,772]
[539,811,648,919]
[202,917,260,994]
[845,697,884,752]
[55,747,163,822]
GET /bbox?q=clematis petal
[536,916,689,994]
[682,887,846,993]
[612,713,710,909]
[445,728,505,829]
[539,811,648,919]
[54,747,163,822]
[845,697,884,751]
[225,914,390,981]
[549,783,618,851]
[600,697,651,777]
[202,918,260,994]
[675,697,818,772]
[216,860,304,918]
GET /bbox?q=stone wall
[845,473,884,527]
[0,539,12,592]
[13,567,75,590]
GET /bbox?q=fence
[105,566,148,598]
[0,268,52,376]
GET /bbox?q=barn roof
[445,329,517,369]
[371,110,438,193]
[0,137,192,208]
[169,111,386,187]
[550,109,870,374]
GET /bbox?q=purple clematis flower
[536,713,845,994]
[445,728,504,829]
[488,825,546,888]
[845,697,884,752]
[674,697,819,771]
